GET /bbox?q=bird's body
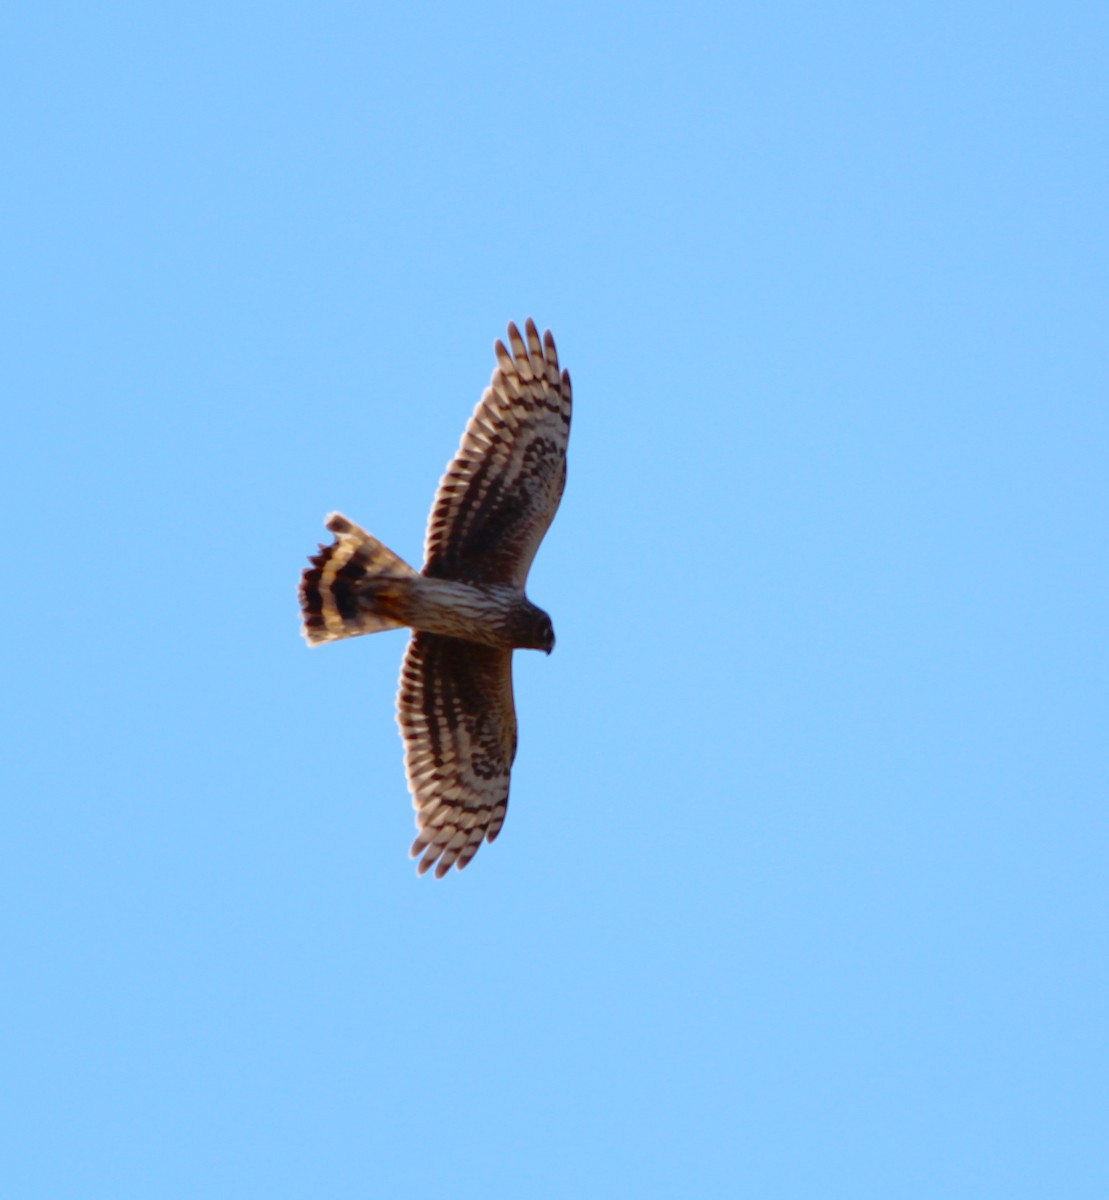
[303,519,552,651]
[376,577,551,651]
[299,319,571,877]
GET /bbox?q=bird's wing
[423,319,572,587]
[397,632,518,877]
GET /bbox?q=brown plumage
[299,320,571,877]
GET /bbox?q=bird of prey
[299,320,572,877]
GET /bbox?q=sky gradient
[4,3,1107,1196]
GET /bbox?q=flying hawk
[300,320,571,877]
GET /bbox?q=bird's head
[517,601,556,654]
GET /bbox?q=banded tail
[300,512,418,646]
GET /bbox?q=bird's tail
[300,512,418,646]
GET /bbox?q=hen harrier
[300,320,572,877]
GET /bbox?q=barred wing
[423,319,572,587]
[397,633,518,877]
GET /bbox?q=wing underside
[422,319,572,587]
[397,632,518,877]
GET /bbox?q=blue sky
[4,3,1107,1196]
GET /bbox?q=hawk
[299,319,572,877]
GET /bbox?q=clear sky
[4,3,1107,1197]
